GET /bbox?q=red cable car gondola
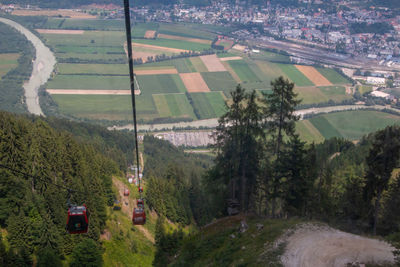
[138,186,143,193]
[124,188,130,196]
[137,198,144,209]
[66,205,89,234]
[132,207,146,225]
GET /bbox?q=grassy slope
[171,216,301,266]
[103,176,155,266]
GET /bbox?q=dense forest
[0,111,122,266]
[0,23,34,114]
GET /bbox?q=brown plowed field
[36,29,84,34]
[158,33,212,44]
[12,9,96,19]
[200,54,226,72]
[135,68,178,75]
[144,30,156,39]
[47,89,140,95]
[295,65,332,86]
[220,56,243,61]
[179,73,210,92]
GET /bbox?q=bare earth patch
[278,223,395,267]
[232,44,246,51]
[46,89,140,95]
[144,30,156,39]
[295,65,332,86]
[12,9,96,19]
[220,56,243,61]
[36,29,84,34]
[158,33,212,44]
[179,73,210,92]
[135,68,178,75]
[200,54,226,72]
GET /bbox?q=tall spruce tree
[213,85,263,212]
[364,125,400,235]
[263,77,301,217]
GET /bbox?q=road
[280,223,395,267]
[0,17,56,116]
[111,105,400,131]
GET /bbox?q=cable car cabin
[124,189,130,196]
[66,205,88,234]
[138,186,143,193]
[132,208,146,225]
[137,199,144,209]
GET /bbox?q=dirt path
[280,224,395,267]
[112,177,155,244]
[0,17,56,116]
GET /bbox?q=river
[0,17,56,116]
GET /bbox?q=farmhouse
[370,90,390,99]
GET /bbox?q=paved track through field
[280,224,395,267]
[0,17,56,116]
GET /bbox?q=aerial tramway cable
[123,0,146,225]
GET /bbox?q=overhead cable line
[123,0,142,198]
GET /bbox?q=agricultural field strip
[228,60,259,81]
[219,57,243,61]
[132,38,210,51]
[200,54,226,72]
[157,33,212,45]
[131,42,189,53]
[12,9,96,19]
[46,89,140,95]
[179,73,210,92]
[36,29,84,34]
[278,64,315,87]
[0,53,19,77]
[295,65,332,86]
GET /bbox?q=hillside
[169,216,395,266]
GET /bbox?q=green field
[308,110,400,140]
[0,53,19,78]
[133,38,211,51]
[55,52,126,61]
[137,74,186,94]
[190,57,208,72]
[158,23,216,40]
[278,64,314,87]
[255,61,287,83]
[250,50,291,63]
[316,68,350,84]
[132,22,159,38]
[53,45,124,54]
[190,92,226,119]
[44,18,125,30]
[217,52,239,58]
[171,58,196,73]
[58,63,128,75]
[201,71,237,97]
[154,93,196,119]
[296,120,325,143]
[42,31,125,47]
[47,75,129,89]
[51,95,133,120]
[228,60,260,82]
[358,85,373,95]
[296,86,351,105]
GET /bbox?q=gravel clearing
[279,223,395,267]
